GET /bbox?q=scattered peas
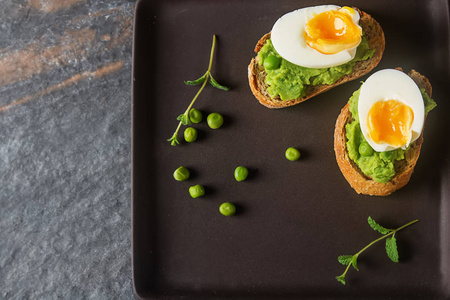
[189,185,205,198]
[207,113,224,129]
[184,127,198,142]
[234,166,249,182]
[264,55,281,70]
[219,202,236,216]
[358,142,374,156]
[189,108,203,123]
[285,147,301,161]
[173,166,190,181]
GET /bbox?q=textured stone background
[0,0,135,298]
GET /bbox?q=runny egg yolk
[367,100,415,148]
[304,7,362,55]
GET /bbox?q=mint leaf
[335,275,346,285]
[209,75,230,91]
[337,255,353,265]
[351,255,359,271]
[386,236,399,263]
[368,216,391,234]
[184,73,207,86]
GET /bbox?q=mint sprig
[167,35,229,146]
[336,217,419,285]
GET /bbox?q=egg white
[271,5,360,69]
[358,69,425,152]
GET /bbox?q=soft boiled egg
[358,69,425,152]
[271,5,362,69]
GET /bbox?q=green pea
[234,166,249,182]
[207,113,224,129]
[380,150,397,161]
[219,202,236,216]
[285,147,301,161]
[173,166,190,181]
[264,55,281,70]
[184,127,198,142]
[189,108,203,123]
[358,142,374,156]
[189,185,205,198]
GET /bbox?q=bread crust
[334,69,432,196]
[248,8,385,108]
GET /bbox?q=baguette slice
[248,8,385,108]
[334,69,432,196]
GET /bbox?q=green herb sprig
[167,35,229,146]
[336,216,419,285]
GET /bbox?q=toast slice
[248,8,385,108]
[334,69,432,196]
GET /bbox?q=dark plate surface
[132,0,450,298]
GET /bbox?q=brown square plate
[132,0,450,298]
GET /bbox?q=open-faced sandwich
[334,68,437,196]
[248,5,385,108]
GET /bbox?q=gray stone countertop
[1,0,135,298]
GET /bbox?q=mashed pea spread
[345,87,436,183]
[257,37,374,100]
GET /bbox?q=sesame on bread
[334,69,432,196]
[248,8,385,109]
